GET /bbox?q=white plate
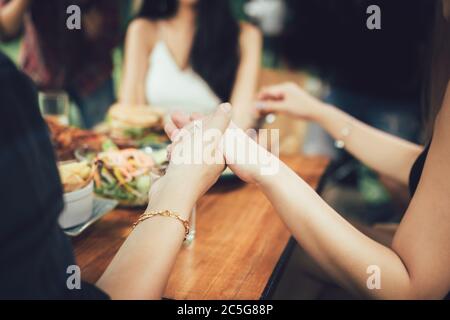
[64,197,118,237]
[60,181,94,229]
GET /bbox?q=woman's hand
[165,104,281,185]
[160,103,232,205]
[222,122,282,184]
[256,82,326,121]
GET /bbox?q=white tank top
[145,41,221,115]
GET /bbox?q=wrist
[310,101,335,124]
[256,161,308,200]
[147,174,197,220]
[256,167,288,200]
[254,158,288,188]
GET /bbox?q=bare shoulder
[128,18,157,35]
[126,18,158,48]
[239,22,262,44]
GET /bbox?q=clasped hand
[158,103,280,205]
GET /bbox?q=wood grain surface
[72,155,329,299]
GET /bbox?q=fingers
[166,143,173,160]
[257,91,283,102]
[171,111,191,129]
[257,84,287,101]
[166,104,231,143]
[168,112,202,132]
[164,122,180,141]
[205,103,232,134]
[255,101,283,114]
[190,113,203,121]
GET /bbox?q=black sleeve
[0,52,109,300]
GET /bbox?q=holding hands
[162,103,232,201]
[163,103,281,187]
[154,82,330,208]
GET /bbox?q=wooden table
[73,155,329,300]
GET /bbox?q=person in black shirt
[0,52,232,299]
[0,52,107,299]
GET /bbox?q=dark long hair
[138,0,241,102]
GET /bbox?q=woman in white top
[119,0,262,129]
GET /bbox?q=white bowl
[59,181,94,229]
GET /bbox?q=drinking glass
[39,91,70,126]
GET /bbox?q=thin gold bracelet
[132,210,190,240]
[334,124,352,149]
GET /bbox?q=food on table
[45,116,106,161]
[58,161,95,229]
[58,161,94,193]
[93,148,160,206]
[107,104,169,148]
[74,139,119,163]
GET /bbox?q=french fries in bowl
[58,161,94,193]
[58,161,95,229]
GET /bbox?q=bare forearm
[231,102,255,130]
[118,21,151,105]
[0,0,30,39]
[118,56,148,105]
[230,24,261,130]
[314,103,422,184]
[230,76,258,130]
[96,176,195,299]
[258,163,417,299]
[119,76,147,105]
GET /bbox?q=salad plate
[93,148,162,207]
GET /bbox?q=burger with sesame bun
[107,104,168,148]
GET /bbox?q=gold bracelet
[132,210,190,240]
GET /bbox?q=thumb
[257,84,286,101]
[205,103,232,134]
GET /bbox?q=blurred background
[0,0,438,299]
